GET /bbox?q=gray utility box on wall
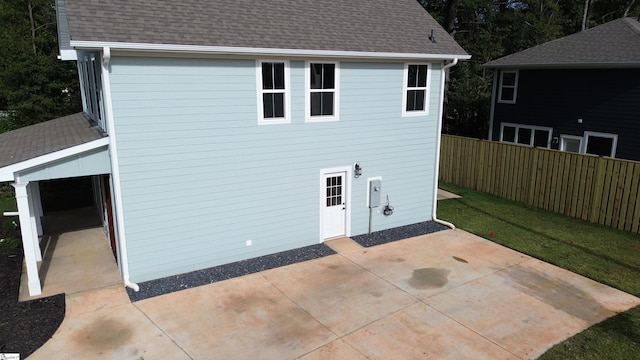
[369,179,381,208]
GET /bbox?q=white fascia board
[70,40,471,61]
[0,137,109,182]
[58,49,78,61]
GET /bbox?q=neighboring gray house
[0,0,469,296]
[485,17,640,160]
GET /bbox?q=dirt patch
[0,246,65,357]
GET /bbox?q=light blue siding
[109,56,443,282]
[18,146,111,182]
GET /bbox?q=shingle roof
[0,113,105,168]
[484,17,640,68]
[60,0,468,57]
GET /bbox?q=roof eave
[70,40,471,61]
[483,62,640,69]
[0,137,109,182]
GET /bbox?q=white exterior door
[322,171,347,239]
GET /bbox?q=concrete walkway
[28,229,640,359]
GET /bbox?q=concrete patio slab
[134,272,337,359]
[262,255,416,336]
[25,228,640,359]
[19,226,120,301]
[297,339,368,360]
[343,302,518,360]
[29,296,190,359]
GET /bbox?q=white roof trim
[0,137,109,182]
[58,49,78,61]
[70,41,471,61]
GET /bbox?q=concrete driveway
[29,229,640,359]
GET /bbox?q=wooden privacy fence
[439,135,640,234]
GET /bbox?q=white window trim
[256,60,291,125]
[305,61,340,123]
[500,122,552,148]
[559,135,583,152]
[583,131,618,158]
[497,70,518,104]
[402,63,431,117]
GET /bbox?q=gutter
[432,58,458,230]
[71,40,472,62]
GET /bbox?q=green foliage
[0,237,19,249]
[0,0,81,133]
[418,0,640,138]
[539,305,640,359]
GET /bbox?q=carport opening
[38,177,101,233]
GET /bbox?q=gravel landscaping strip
[351,221,448,247]
[127,243,336,302]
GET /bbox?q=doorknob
[342,203,346,210]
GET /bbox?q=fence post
[589,156,607,224]
[526,146,538,207]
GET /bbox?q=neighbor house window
[560,135,583,153]
[584,131,617,157]
[257,60,290,125]
[498,70,518,104]
[402,63,431,116]
[500,123,552,148]
[306,62,339,122]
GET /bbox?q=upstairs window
[498,70,518,104]
[306,62,339,122]
[257,60,290,124]
[500,123,551,148]
[78,52,105,131]
[402,64,430,116]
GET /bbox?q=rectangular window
[257,60,290,125]
[78,52,106,131]
[560,135,583,153]
[584,131,617,157]
[498,71,518,104]
[500,123,551,148]
[402,63,430,116]
[306,62,339,122]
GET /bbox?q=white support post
[27,182,42,261]
[31,182,43,237]
[13,182,42,296]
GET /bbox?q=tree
[419,0,639,138]
[0,0,81,133]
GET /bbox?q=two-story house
[0,0,469,296]
[484,17,640,160]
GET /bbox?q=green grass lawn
[0,184,17,213]
[437,183,640,359]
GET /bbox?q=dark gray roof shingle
[484,17,640,68]
[0,113,105,168]
[61,0,468,56]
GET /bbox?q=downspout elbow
[433,216,456,230]
[124,276,139,292]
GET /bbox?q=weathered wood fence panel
[439,135,640,234]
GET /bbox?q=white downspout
[432,58,458,230]
[102,46,139,292]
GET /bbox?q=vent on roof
[428,29,437,43]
